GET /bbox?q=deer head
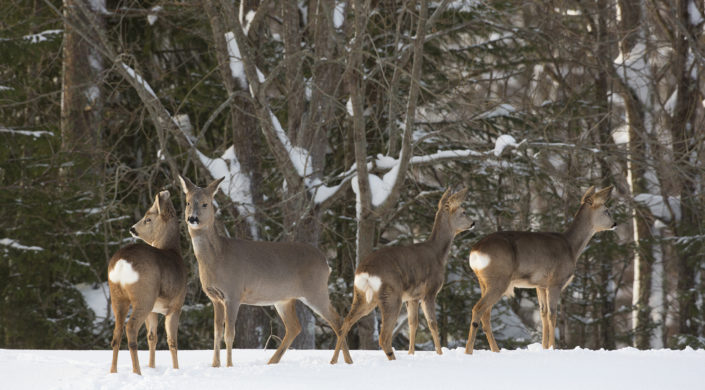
[579,185,616,232]
[130,191,177,246]
[178,175,224,230]
[436,187,475,235]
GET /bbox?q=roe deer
[330,188,474,363]
[465,185,616,354]
[108,191,187,374]
[178,175,352,366]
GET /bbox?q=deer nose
[129,227,138,236]
[188,216,199,225]
[470,221,476,230]
[611,222,617,230]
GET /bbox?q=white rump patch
[354,272,382,303]
[108,259,139,286]
[469,251,491,271]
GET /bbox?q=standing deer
[331,188,474,363]
[465,185,616,354]
[108,191,187,374]
[178,175,352,366]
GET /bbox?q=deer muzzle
[187,216,199,226]
[129,227,138,237]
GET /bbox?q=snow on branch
[0,127,53,138]
[120,63,157,99]
[22,29,63,43]
[0,238,43,252]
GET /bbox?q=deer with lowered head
[178,175,352,366]
[108,191,187,374]
[465,185,616,354]
[330,188,474,363]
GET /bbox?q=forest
[1,0,704,354]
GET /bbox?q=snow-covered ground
[2,346,703,390]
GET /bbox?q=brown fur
[108,191,187,374]
[178,175,352,366]
[465,186,615,354]
[331,188,474,363]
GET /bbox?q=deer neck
[187,224,223,268]
[150,222,181,254]
[427,214,454,262]
[563,204,595,260]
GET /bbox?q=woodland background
[1,0,704,352]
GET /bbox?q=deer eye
[186,202,190,206]
[145,218,151,223]
[202,203,207,208]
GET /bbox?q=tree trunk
[60,0,103,172]
[670,0,702,342]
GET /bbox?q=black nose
[188,216,199,224]
[611,223,617,229]
[470,221,476,229]
[129,227,137,235]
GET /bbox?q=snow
[477,103,516,119]
[1,348,704,389]
[689,1,704,26]
[334,2,345,29]
[239,1,256,35]
[0,127,53,138]
[611,124,629,144]
[147,6,162,26]
[21,29,63,43]
[0,238,43,251]
[224,32,248,89]
[493,134,520,156]
[121,64,157,99]
[634,193,681,222]
[614,43,650,105]
[75,282,110,326]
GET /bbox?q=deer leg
[480,304,499,352]
[331,292,376,364]
[125,305,151,375]
[546,286,561,349]
[378,293,403,361]
[407,300,419,355]
[465,283,505,354]
[420,297,443,355]
[268,300,301,364]
[300,292,353,364]
[145,312,158,368]
[537,287,550,349]
[109,298,129,373]
[224,300,240,367]
[212,300,225,367]
[165,309,181,369]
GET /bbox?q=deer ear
[206,177,225,197]
[179,175,197,194]
[580,185,597,205]
[153,193,162,214]
[592,185,614,206]
[447,187,468,212]
[438,188,452,209]
[156,191,171,215]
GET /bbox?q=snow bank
[75,282,110,326]
[1,347,703,390]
